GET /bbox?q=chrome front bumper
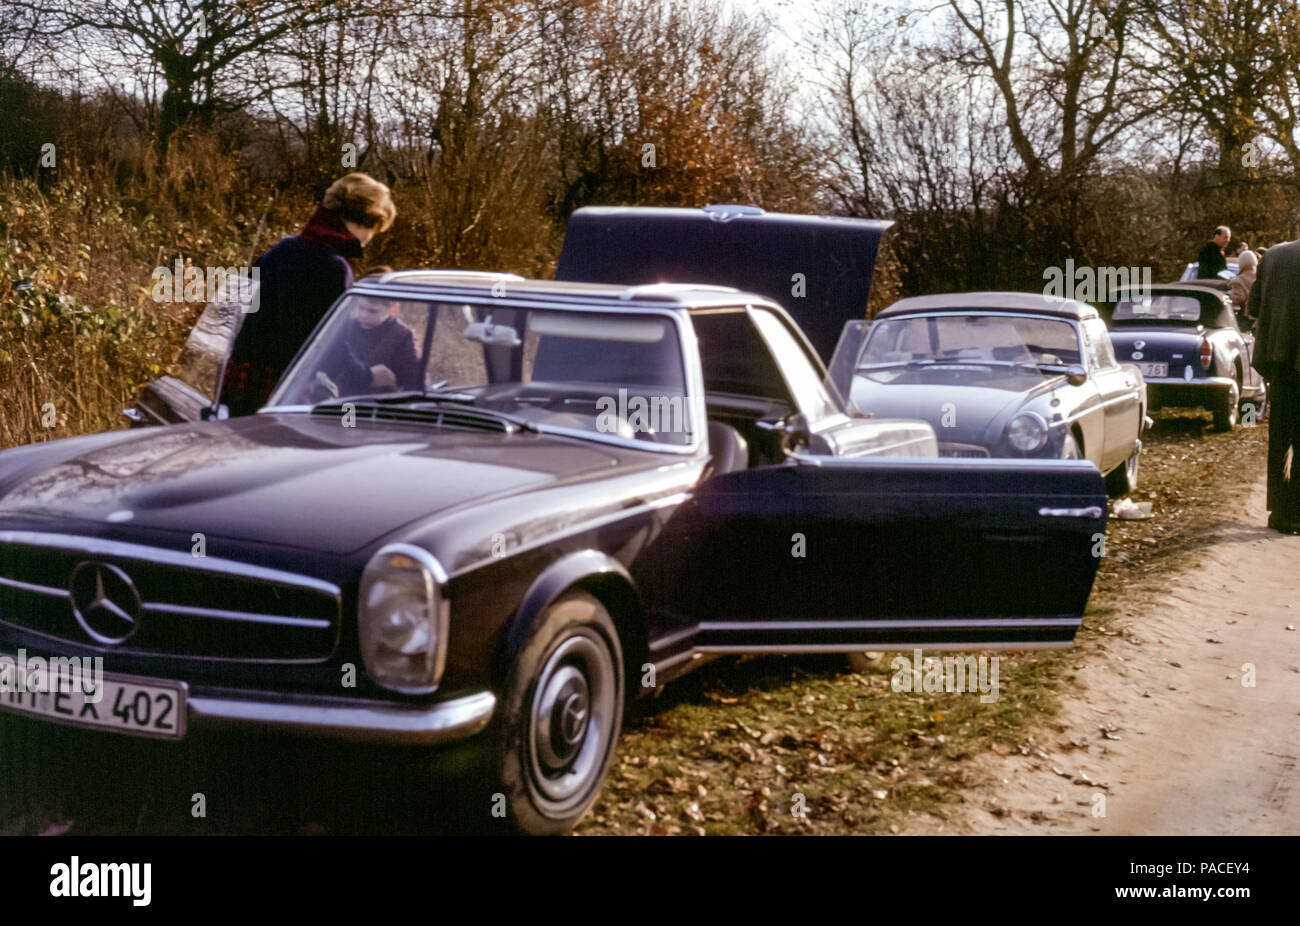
[1142,374,1235,390]
[188,689,497,746]
[1142,375,1238,408]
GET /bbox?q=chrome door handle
[1038,506,1104,519]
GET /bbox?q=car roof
[349,270,765,312]
[874,291,1097,321]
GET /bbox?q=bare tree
[14,0,352,142]
[1133,1,1298,174]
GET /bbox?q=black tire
[1240,388,1267,426]
[493,591,624,835]
[1105,442,1140,497]
[1212,380,1240,431]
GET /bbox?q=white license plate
[0,660,186,740]
[1138,362,1167,377]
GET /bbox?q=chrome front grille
[938,442,991,458]
[0,533,340,662]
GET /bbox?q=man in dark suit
[1246,240,1300,533]
[1196,225,1231,278]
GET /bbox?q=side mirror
[1065,364,1088,387]
[200,404,230,420]
[757,412,813,451]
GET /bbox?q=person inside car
[345,296,422,391]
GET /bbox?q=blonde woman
[222,173,396,415]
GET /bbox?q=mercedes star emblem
[70,561,142,645]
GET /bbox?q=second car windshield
[859,314,1081,373]
[267,296,694,446]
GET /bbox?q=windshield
[1112,294,1203,323]
[857,314,1081,382]
[268,295,694,446]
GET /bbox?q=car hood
[0,414,629,554]
[555,205,892,365]
[849,375,1057,445]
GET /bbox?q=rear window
[1112,295,1202,322]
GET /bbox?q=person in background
[1231,250,1258,311]
[1246,241,1300,533]
[221,173,397,415]
[1196,225,1231,278]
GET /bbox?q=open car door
[640,453,1107,654]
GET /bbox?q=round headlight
[1007,412,1048,453]
[359,544,448,694]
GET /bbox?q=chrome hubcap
[526,632,616,815]
[537,666,590,766]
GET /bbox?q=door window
[749,308,837,421]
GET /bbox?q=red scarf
[300,206,364,259]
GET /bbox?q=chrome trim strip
[1141,375,1234,387]
[139,602,332,630]
[1038,506,1105,519]
[529,423,699,455]
[697,617,1080,632]
[0,531,341,597]
[694,641,1069,654]
[647,617,1083,670]
[768,454,1100,470]
[187,690,496,745]
[0,575,68,598]
[378,270,523,285]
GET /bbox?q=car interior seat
[706,420,749,475]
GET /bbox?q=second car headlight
[359,544,449,694]
[1006,412,1049,453]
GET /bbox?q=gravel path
[929,477,1300,835]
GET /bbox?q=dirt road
[927,478,1300,835]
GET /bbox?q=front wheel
[494,591,624,835]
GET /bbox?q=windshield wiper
[1014,361,1072,374]
[856,358,944,371]
[324,386,479,406]
[858,358,1019,371]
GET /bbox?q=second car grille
[0,534,340,662]
[938,442,991,458]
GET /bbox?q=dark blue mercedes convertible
[0,206,1110,834]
